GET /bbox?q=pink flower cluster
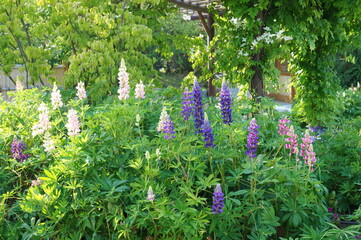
[300,130,317,171]
[278,118,290,135]
[51,83,63,109]
[285,126,298,157]
[117,59,130,100]
[32,103,51,137]
[278,118,317,171]
[66,109,80,136]
[135,81,145,99]
[76,81,87,100]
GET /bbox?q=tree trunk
[250,64,265,98]
[250,9,268,99]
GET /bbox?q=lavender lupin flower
[245,118,259,158]
[201,113,215,147]
[192,78,204,133]
[181,87,193,121]
[11,138,30,162]
[220,80,232,124]
[163,114,176,139]
[212,184,224,214]
[146,186,155,201]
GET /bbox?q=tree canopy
[190,0,361,124]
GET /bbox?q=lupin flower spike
[192,78,204,133]
[201,112,215,147]
[220,80,232,124]
[212,184,224,214]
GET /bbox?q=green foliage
[188,0,361,124]
[0,85,337,239]
[315,116,361,213]
[335,50,361,89]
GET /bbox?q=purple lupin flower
[212,184,224,214]
[163,115,176,139]
[181,87,193,121]
[201,113,215,148]
[245,118,259,158]
[355,234,360,239]
[220,81,232,124]
[192,78,204,133]
[11,138,30,162]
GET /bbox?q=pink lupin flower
[66,109,80,136]
[300,130,317,171]
[31,177,42,186]
[117,58,130,100]
[278,118,290,136]
[51,82,63,109]
[76,81,87,100]
[32,103,51,137]
[285,126,299,157]
[135,80,145,99]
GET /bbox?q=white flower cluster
[251,27,293,49]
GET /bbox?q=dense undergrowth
[0,83,360,239]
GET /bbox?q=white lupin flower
[51,82,63,109]
[76,81,87,100]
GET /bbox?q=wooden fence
[0,65,66,100]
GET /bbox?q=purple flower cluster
[212,184,224,214]
[163,115,176,139]
[11,138,30,162]
[220,81,232,124]
[245,118,259,158]
[192,79,204,133]
[201,113,215,148]
[181,87,193,121]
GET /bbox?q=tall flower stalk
[117,58,130,100]
[157,108,175,139]
[157,107,168,132]
[285,126,299,158]
[135,81,145,99]
[66,109,80,136]
[76,81,87,100]
[278,118,290,136]
[245,118,259,159]
[181,87,193,121]
[192,78,204,133]
[201,113,215,148]
[11,138,30,162]
[220,80,232,124]
[163,114,176,139]
[300,130,317,171]
[51,82,63,109]
[212,184,224,214]
[32,103,51,137]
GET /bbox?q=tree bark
[207,14,216,97]
[250,9,268,99]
